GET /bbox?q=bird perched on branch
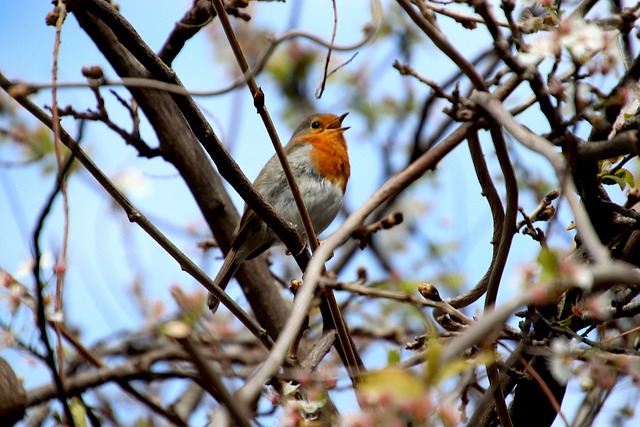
[208,112,351,313]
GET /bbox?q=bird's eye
[311,121,321,129]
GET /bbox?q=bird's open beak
[329,112,350,132]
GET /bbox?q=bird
[207,112,351,313]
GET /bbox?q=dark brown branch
[210,0,365,380]
[472,0,562,130]
[26,362,194,409]
[451,130,505,310]
[0,358,26,425]
[576,131,639,162]
[484,123,518,309]
[157,0,250,67]
[470,122,518,427]
[31,151,76,427]
[397,0,488,91]
[68,0,293,337]
[170,323,252,427]
[0,72,274,351]
[315,0,338,98]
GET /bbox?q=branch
[229,121,472,409]
[26,359,194,408]
[326,279,474,325]
[484,123,518,309]
[397,0,488,91]
[314,0,338,99]
[167,321,252,427]
[211,0,365,382]
[0,72,274,351]
[157,0,251,67]
[471,0,561,130]
[69,0,292,336]
[576,131,639,162]
[31,142,75,427]
[470,91,611,264]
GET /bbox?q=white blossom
[610,83,640,140]
[547,337,579,385]
[572,264,594,290]
[14,253,54,279]
[519,17,615,67]
[299,398,326,414]
[112,168,151,197]
[45,308,64,323]
[560,19,606,62]
[519,34,560,66]
[281,382,300,396]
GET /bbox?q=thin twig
[231,121,472,409]
[518,356,571,427]
[422,0,510,29]
[170,322,252,427]
[315,0,338,98]
[211,0,364,383]
[32,151,75,427]
[484,123,518,309]
[0,71,274,352]
[50,0,71,407]
[210,0,318,254]
[397,0,488,91]
[393,61,473,107]
[470,91,611,264]
[326,279,474,324]
[486,361,513,427]
[472,121,518,427]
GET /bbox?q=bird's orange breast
[307,132,350,193]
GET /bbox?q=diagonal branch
[0,72,274,352]
[471,91,611,264]
[397,0,488,91]
[68,0,293,336]
[230,121,473,411]
[211,0,365,381]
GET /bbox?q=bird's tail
[207,247,241,314]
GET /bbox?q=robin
[208,112,351,313]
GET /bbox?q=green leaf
[601,174,625,190]
[617,168,635,188]
[600,168,635,190]
[436,351,495,383]
[387,349,401,365]
[360,368,426,402]
[134,419,153,427]
[538,247,560,281]
[70,397,88,427]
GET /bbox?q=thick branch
[68,0,292,336]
